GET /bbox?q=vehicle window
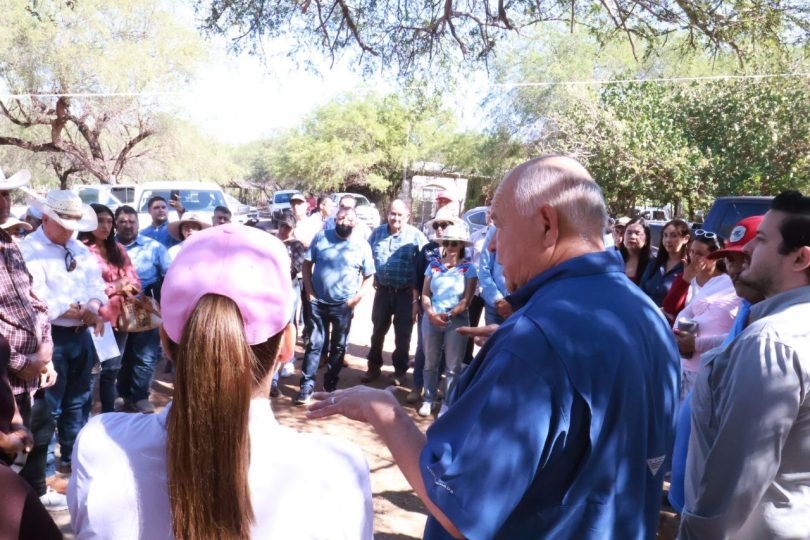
[110,186,135,203]
[138,189,226,213]
[77,189,100,204]
[354,196,371,206]
[467,210,487,226]
[274,192,296,205]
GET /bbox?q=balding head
[386,199,410,233]
[494,155,606,241]
[491,155,608,290]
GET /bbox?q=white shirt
[20,227,108,326]
[68,398,373,539]
[294,213,329,247]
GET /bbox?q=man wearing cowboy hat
[20,189,107,478]
[0,167,62,507]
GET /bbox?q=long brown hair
[165,294,282,540]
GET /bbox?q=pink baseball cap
[161,223,294,345]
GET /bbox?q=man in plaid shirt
[363,199,427,385]
[0,167,58,506]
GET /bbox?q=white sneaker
[135,399,155,414]
[417,401,433,417]
[39,487,68,511]
[280,361,296,378]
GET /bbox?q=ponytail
[166,294,282,540]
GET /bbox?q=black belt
[52,325,89,334]
[377,284,411,292]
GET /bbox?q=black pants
[15,392,53,497]
[367,287,414,375]
[463,294,485,364]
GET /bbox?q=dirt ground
[48,293,680,539]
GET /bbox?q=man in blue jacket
[309,155,679,539]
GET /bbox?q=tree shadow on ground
[378,489,428,515]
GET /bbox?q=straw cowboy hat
[0,217,33,234]
[0,167,31,190]
[24,188,98,232]
[168,212,212,241]
[440,223,472,245]
[423,207,467,232]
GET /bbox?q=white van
[132,181,228,230]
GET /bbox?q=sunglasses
[64,248,77,272]
[432,221,451,230]
[693,229,718,240]
[442,240,460,248]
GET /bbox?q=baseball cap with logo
[707,215,764,259]
[161,223,294,345]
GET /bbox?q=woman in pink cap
[68,224,373,539]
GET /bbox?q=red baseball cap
[707,215,764,259]
[435,189,455,202]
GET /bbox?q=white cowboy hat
[168,211,212,241]
[424,206,467,232]
[24,188,98,232]
[0,217,33,234]
[439,223,472,245]
[0,167,31,190]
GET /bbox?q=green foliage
[486,30,810,216]
[246,91,458,197]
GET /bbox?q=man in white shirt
[294,195,334,248]
[20,190,107,475]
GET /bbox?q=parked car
[462,206,488,235]
[133,181,228,230]
[72,185,125,213]
[270,190,303,220]
[224,193,258,224]
[698,196,773,239]
[329,192,381,229]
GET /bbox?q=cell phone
[170,190,180,202]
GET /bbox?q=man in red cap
[681,192,810,538]
[434,190,458,217]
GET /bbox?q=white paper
[91,322,120,362]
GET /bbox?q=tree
[0,0,202,188]
[198,0,809,75]
[249,91,455,198]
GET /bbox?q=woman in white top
[673,231,740,399]
[68,224,373,539]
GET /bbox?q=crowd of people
[0,157,808,539]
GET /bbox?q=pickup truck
[699,196,773,239]
[132,181,228,230]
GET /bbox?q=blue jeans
[422,312,469,404]
[484,304,506,326]
[48,326,95,465]
[300,300,353,391]
[117,328,160,402]
[273,280,301,384]
[16,393,54,496]
[368,287,414,375]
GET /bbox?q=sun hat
[707,215,764,260]
[0,167,31,190]
[0,217,33,233]
[423,207,466,231]
[290,193,306,203]
[23,188,97,232]
[439,223,472,245]
[161,223,294,345]
[168,211,212,241]
[614,216,631,227]
[24,206,43,220]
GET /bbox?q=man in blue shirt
[294,208,375,404]
[308,156,679,539]
[363,199,427,385]
[114,205,171,413]
[140,196,179,249]
[478,224,511,325]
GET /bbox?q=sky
[180,37,491,145]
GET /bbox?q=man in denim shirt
[113,206,170,413]
[363,199,427,385]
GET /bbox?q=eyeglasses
[442,240,460,248]
[693,229,718,240]
[432,221,451,230]
[64,248,77,272]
